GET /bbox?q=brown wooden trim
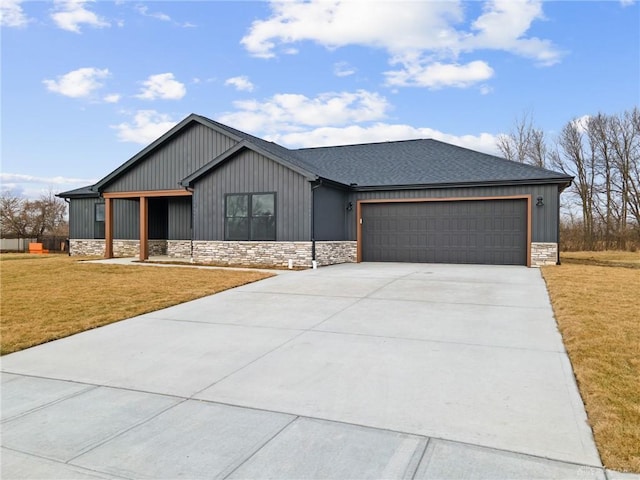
[356,200,363,262]
[104,197,113,258]
[356,195,533,267]
[103,189,192,199]
[139,197,148,261]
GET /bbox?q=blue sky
[1,0,638,198]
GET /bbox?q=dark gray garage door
[361,199,527,265]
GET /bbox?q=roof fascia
[350,177,575,192]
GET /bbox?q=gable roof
[295,139,572,189]
[63,113,572,198]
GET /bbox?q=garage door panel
[361,199,527,266]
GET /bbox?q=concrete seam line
[410,437,431,480]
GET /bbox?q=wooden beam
[104,197,113,258]
[139,196,148,261]
[103,189,192,199]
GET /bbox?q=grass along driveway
[0,254,273,355]
[542,252,640,473]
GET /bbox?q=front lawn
[0,254,272,355]
[542,251,640,473]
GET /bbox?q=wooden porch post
[139,196,148,260]
[105,197,113,258]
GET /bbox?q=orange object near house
[28,243,49,254]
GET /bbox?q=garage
[360,198,528,265]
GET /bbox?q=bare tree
[497,112,548,167]
[0,190,68,239]
[551,118,598,249]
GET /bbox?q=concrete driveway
[1,263,605,479]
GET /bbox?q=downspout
[311,179,323,267]
[557,187,561,265]
[184,186,195,262]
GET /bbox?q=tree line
[497,107,639,251]
[0,190,68,240]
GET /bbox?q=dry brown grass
[0,254,272,355]
[542,252,640,473]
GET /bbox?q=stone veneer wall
[190,240,357,268]
[315,241,357,266]
[69,239,166,257]
[531,242,558,267]
[70,239,105,256]
[167,240,192,258]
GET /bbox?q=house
[58,113,572,267]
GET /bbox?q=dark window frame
[224,192,276,241]
[94,202,105,239]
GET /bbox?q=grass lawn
[0,254,272,355]
[542,251,640,473]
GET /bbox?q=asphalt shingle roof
[294,139,571,187]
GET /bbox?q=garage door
[361,199,527,265]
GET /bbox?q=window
[225,193,275,241]
[94,203,105,239]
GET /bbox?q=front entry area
[360,198,529,265]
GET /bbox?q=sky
[1,0,639,199]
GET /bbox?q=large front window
[225,193,276,241]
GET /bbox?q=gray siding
[168,197,191,240]
[193,150,312,241]
[113,199,139,239]
[314,185,347,241]
[347,184,561,243]
[106,124,238,192]
[69,198,100,239]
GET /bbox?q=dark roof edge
[180,141,318,187]
[93,113,244,192]
[57,185,100,198]
[351,177,574,192]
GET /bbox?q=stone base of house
[167,240,192,258]
[191,240,357,268]
[70,239,167,257]
[531,242,558,267]
[70,239,106,257]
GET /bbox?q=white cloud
[464,0,562,66]
[217,90,390,133]
[266,123,500,155]
[135,73,186,100]
[620,0,635,7]
[51,0,109,33]
[103,93,121,103]
[43,67,110,98]
[241,0,562,88]
[225,76,255,92]
[135,4,170,22]
[385,60,494,89]
[111,110,178,144]
[241,1,463,58]
[1,0,30,27]
[0,173,97,185]
[334,61,356,77]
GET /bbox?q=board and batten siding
[68,197,138,239]
[168,197,192,240]
[346,183,561,243]
[69,198,100,239]
[314,185,348,241]
[192,150,312,241]
[105,123,238,192]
